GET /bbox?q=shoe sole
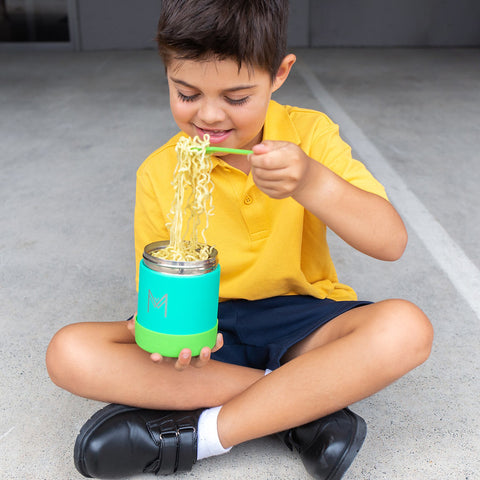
[73,403,140,478]
[326,408,367,480]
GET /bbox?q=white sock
[264,368,273,375]
[196,406,232,461]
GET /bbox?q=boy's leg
[217,298,433,447]
[46,320,264,409]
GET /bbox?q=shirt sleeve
[309,121,389,201]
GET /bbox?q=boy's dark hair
[157,0,289,81]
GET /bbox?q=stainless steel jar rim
[142,240,218,275]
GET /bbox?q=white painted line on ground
[0,426,15,441]
[297,60,480,319]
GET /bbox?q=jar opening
[143,241,218,275]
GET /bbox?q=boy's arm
[250,141,407,261]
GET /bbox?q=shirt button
[244,195,253,205]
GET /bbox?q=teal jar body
[135,241,220,357]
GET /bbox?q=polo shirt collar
[262,100,301,145]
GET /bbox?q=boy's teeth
[198,127,230,142]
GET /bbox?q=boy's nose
[197,101,226,125]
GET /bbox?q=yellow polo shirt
[134,100,388,301]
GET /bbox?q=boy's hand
[127,316,224,371]
[150,333,224,371]
[249,140,313,199]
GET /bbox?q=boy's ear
[272,54,296,92]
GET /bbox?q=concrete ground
[1,47,479,479]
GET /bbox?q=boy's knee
[384,299,434,365]
[46,323,83,388]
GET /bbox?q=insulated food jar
[135,241,220,357]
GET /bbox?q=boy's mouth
[195,126,232,144]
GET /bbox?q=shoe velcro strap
[176,425,197,472]
[145,415,197,475]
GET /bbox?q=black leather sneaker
[279,408,367,480]
[74,404,203,478]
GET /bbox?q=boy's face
[166,57,278,159]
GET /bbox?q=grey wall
[76,0,161,50]
[288,0,310,47]
[75,0,480,50]
[309,0,480,47]
[75,0,308,50]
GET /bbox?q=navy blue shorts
[211,296,371,371]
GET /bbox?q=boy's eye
[225,96,249,106]
[177,91,199,102]
[176,90,249,106]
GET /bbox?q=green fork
[203,146,253,155]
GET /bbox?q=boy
[46,1,434,479]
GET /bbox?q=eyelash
[177,92,198,103]
[177,91,249,106]
[227,96,249,106]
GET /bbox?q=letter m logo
[147,290,168,317]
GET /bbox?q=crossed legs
[46,298,433,449]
